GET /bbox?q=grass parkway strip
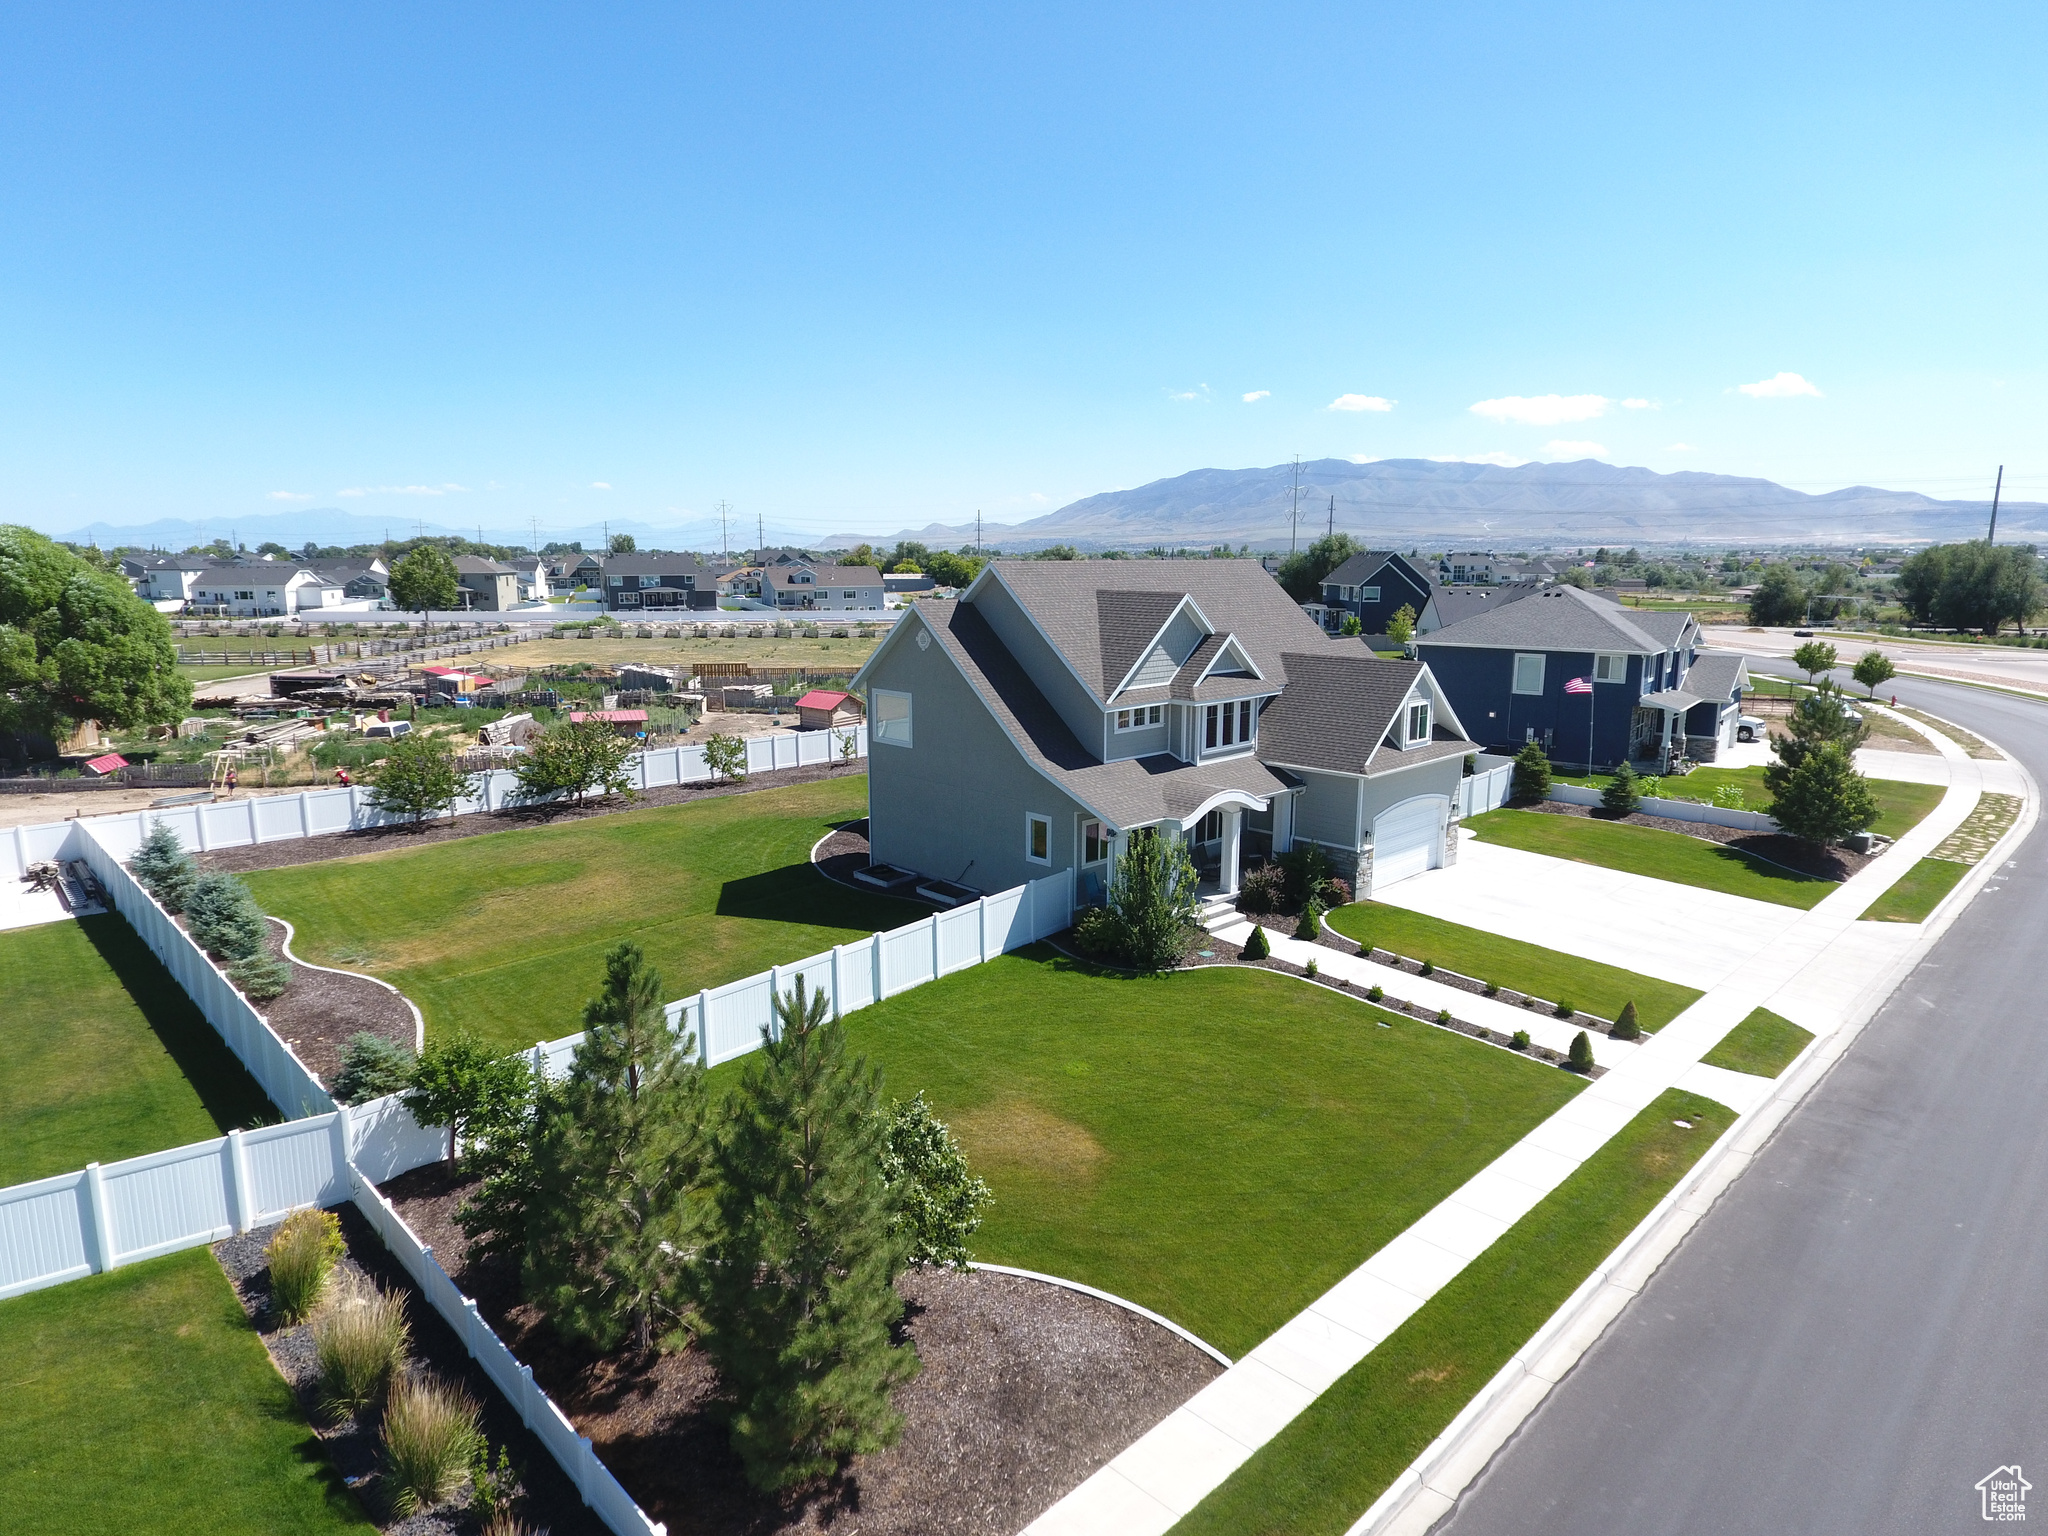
[244,775,924,1055]
[1167,1087,1734,1536]
[1859,858,1970,923]
[1699,1007,1815,1077]
[1463,807,1833,909]
[0,1247,374,1535]
[1324,901,1703,1031]
[0,916,275,1188]
[713,951,1587,1360]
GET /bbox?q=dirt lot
[486,632,880,674]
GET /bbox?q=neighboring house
[599,551,716,611]
[766,563,885,612]
[715,564,763,601]
[451,556,520,611]
[850,559,1479,905]
[1438,552,1576,585]
[184,561,344,617]
[508,555,550,602]
[1416,586,1742,768]
[305,559,390,602]
[1416,582,1540,636]
[1316,551,1436,634]
[796,688,864,731]
[884,572,935,597]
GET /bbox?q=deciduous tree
[366,733,473,828]
[515,717,636,807]
[387,545,460,618]
[1852,649,1896,698]
[1791,639,1838,683]
[878,1093,991,1271]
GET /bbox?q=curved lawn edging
[272,916,425,1052]
[971,1262,1234,1368]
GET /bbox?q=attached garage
[1371,794,1447,889]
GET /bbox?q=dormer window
[1406,702,1430,744]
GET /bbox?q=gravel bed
[1519,797,1875,880]
[195,760,868,876]
[382,1166,1220,1536]
[213,1207,605,1536]
[259,918,416,1087]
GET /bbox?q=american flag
[1564,676,1593,694]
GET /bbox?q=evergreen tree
[1568,1030,1594,1073]
[1768,741,1879,847]
[1610,1000,1641,1041]
[1764,680,1870,799]
[1105,827,1199,971]
[523,943,709,1354]
[698,977,918,1491]
[1601,761,1642,816]
[1242,924,1270,960]
[1511,740,1553,802]
[129,820,197,912]
[183,872,269,961]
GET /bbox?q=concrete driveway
[1379,834,1790,992]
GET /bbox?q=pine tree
[1242,924,1270,961]
[1611,1000,1641,1041]
[129,820,197,912]
[1601,761,1642,816]
[1511,740,1553,802]
[522,942,709,1355]
[698,976,919,1491]
[1568,1030,1594,1073]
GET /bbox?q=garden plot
[0,916,273,1187]
[244,777,924,1055]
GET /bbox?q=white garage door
[1373,795,1446,889]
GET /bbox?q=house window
[235,590,254,601]
[1361,585,1380,603]
[1081,819,1109,865]
[608,575,624,587]
[1025,813,1051,865]
[1407,701,1430,742]
[1238,699,1253,743]
[843,590,855,598]
[1114,705,1163,731]
[1205,704,1218,749]
[640,575,660,588]
[872,688,913,747]
[1512,653,1546,695]
[1594,653,1627,683]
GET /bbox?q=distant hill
[833,459,2043,553]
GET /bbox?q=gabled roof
[1418,585,1678,653]
[1258,652,1477,776]
[1681,652,1747,701]
[767,563,880,588]
[795,689,855,710]
[595,551,709,577]
[1423,584,1540,626]
[1322,550,1434,590]
[974,559,1332,706]
[451,555,515,575]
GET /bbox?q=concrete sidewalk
[1024,706,1998,1536]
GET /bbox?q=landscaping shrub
[1237,864,1286,915]
[334,1033,417,1105]
[1295,897,1324,941]
[1611,1000,1641,1041]
[1436,1008,1451,1025]
[1554,997,1576,1019]
[313,1272,410,1416]
[1483,981,1500,997]
[226,951,292,1001]
[1320,875,1354,907]
[381,1372,482,1516]
[1071,904,1122,957]
[1276,845,1350,913]
[1102,828,1200,972]
[1601,761,1643,816]
[184,872,269,961]
[266,1209,345,1323]
[1305,957,1319,979]
[1568,1030,1594,1073]
[1420,960,1435,977]
[1511,740,1553,802]
[1368,984,1383,1002]
[879,1092,993,1270]
[703,731,748,783]
[1241,924,1270,961]
[129,822,197,912]
[1511,1029,1531,1051]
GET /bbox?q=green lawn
[0,1248,373,1535]
[177,663,271,683]
[720,952,1586,1359]
[1171,1088,1733,1536]
[0,918,275,1187]
[1859,857,1970,923]
[1324,902,1701,1031]
[1700,1007,1814,1077]
[246,775,924,1054]
[1464,808,1833,909]
[1553,765,1944,840]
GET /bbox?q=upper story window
[843,590,856,598]
[1594,652,1627,683]
[1406,701,1430,743]
[1203,699,1255,751]
[639,575,660,588]
[1512,653,1546,695]
[872,688,913,747]
[608,575,624,587]
[1360,585,1380,603]
[1114,704,1163,732]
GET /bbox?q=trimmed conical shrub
[1611,1000,1641,1041]
[1242,925,1270,961]
[1568,1030,1594,1073]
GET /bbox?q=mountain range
[836,459,2043,553]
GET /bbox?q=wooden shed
[795,689,863,732]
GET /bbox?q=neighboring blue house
[1415,587,1748,770]
[1315,551,1436,635]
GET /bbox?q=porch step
[1198,893,1242,933]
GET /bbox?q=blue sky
[3,1,2043,544]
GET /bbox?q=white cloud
[1469,393,1609,425]
[336,483,469,497]
[1621,398,1656,410]
[1666,442,1699,452]
[1166,385,1211,401]
[1544,440,1610,459]
[1429,452,1527,467]
[265,490,312,502]
[1328,394,1394,412]
[590,481,612,490]
[1242,390,1270,403]
[1736,371,1822,398]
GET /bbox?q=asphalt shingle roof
[1681,652,1747,701]
[1258,651,1477,777]
[1422,585,1540,628]
[1418,585,1673,652]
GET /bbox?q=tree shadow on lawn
[76,913,277,1133]
[713,862,929,933]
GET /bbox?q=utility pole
[1989,465,2005,542]
[757,509,764,556]
[1290,456,1302,555]
[715,500,730,560]
[976,509,982,560]
[1327,493,1335,540]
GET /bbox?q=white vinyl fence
[1458,755,1515,819]
[1545,782,1779,832]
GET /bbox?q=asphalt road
[1434,663,2048,1536]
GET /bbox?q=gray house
[599,551,716,611]
[850,560,1479,907]
[451,556,520,611]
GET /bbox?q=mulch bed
[1521,798,1876,881]
[381,1165,1220,1536]
[260,917,416,1088]
[812,818,880,892]
[195,760,868,876]
[213,1208,606,1536]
